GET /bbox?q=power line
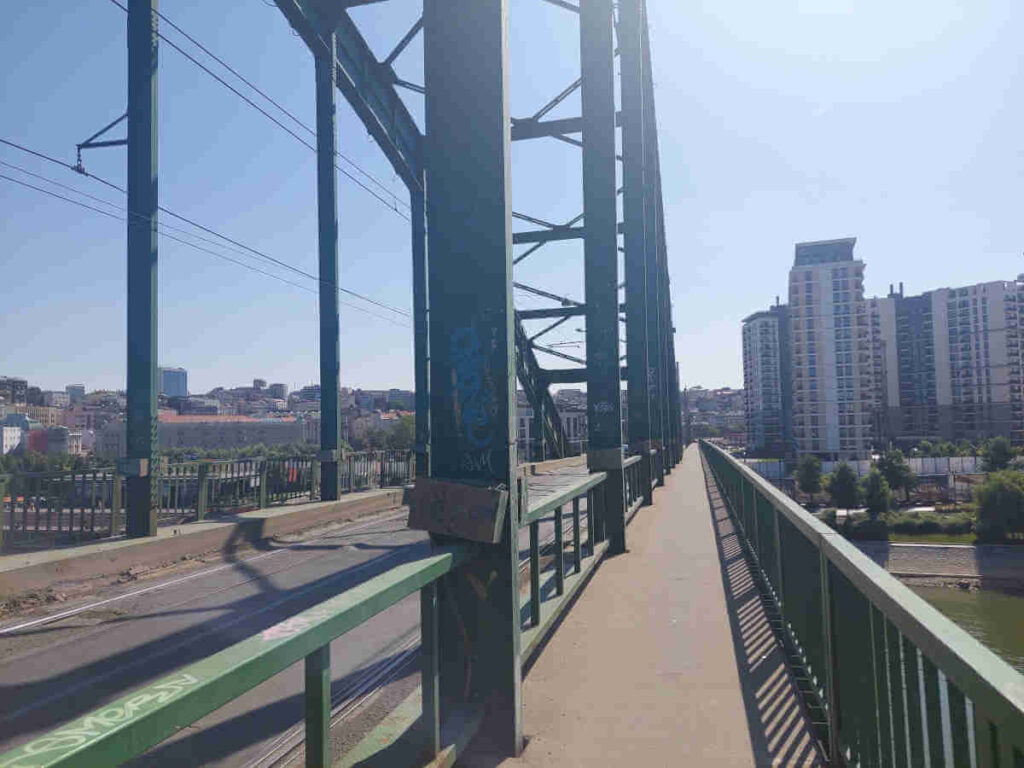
[0,138,410,318]
[154,2,403,206]
[104,0,409,217]
[0,171,410,328]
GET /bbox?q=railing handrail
[622,454,642,469]
[0,541,474,768]
[519,472,606,527]
[1,449,411,480]
[701,440,1024,736]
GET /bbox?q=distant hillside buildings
[742,238,1024,458]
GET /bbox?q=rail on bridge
[0,449,670,768]
[702,440,1024,767]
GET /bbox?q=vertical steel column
[412,179,430,478]
[423,0,522,754]
[620,0,652,504]
[639,10,664,486]
[642,7,679,470]
[315,32,341,501]
[582,0,627,554]
[532,399,545,462]
[125,0,159,538]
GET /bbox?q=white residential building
[1,426,23,455]
[788,238,875,459]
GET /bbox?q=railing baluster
[530,520,541,627]
[554,505,564,596]
[572,496,581,574]
[586,488,595,557]
[420,581,440,757]
[304,644,331,768]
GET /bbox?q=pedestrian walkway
[461,446,825,767]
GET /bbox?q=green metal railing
[701,440,1024,767]
[520,472,607,634]
[0,451,414,551]
[0,543,473,768]
[0,468,123,551]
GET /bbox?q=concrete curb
[0,489,405,598]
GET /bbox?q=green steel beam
[423,0,522,754]
[581,0,627,553]
[0,545,472,768]
[641,3,674,472]
[125,0,159,538]
[412,182,430,477]
[315,31,341,500]
[620,0,652,487]
[512,226,584,245]
[638,7,664,483]
[272,0,423,190]
[516,306,586,320]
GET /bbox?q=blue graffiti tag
[450,325,493,451]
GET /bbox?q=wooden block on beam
[408,477,509,543]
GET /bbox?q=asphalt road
[0,483,587,768]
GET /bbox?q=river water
[912,585,1024,673]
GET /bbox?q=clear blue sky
[1,0,1022,394]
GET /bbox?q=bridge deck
[463,446,826,767]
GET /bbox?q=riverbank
[854,540,1024,591]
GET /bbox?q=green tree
[982,436,1013,472]
[936,440,957,457]
[916,440,936,458]
[861,469,893,520]
[956,440,976,457]
[794,454,823,497]
[827,463,861,509]
[974,470,1024,541]
[876,449,916,502]
[386,413,415,450]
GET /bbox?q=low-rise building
[1,426,23,454]
[42,390,71,408]
[97,415,305,456]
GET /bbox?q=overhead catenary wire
[0,171,410,328]
[0,138,410,319]
[104,0,409,219]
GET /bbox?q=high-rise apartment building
[744,235,1024,457]
[0,377,28,405]
[788,238,875,459]
[881,279,1023,446]
[65,384,86,404]
[741,303,791,456]
[159,367,188,398]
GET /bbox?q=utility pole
[124,0,159,537]
[315,30,341,500]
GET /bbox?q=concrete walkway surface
[460,446,825,767]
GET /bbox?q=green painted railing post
[0,474,8,551]
[748,479,759,561]
[554,505,565,596]
[110,473,123,536]
[421,581,440,757]
[819,550,841,763]
[772,504,784,605]
[197,463,209,521]
[258,460,268,509]
[304,644,331,768]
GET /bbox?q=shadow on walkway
[700,455,827,768]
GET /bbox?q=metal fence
[0,450,414,552]
[0,450,664,768]
[744,456,984,481]
[702,440,1024,767]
